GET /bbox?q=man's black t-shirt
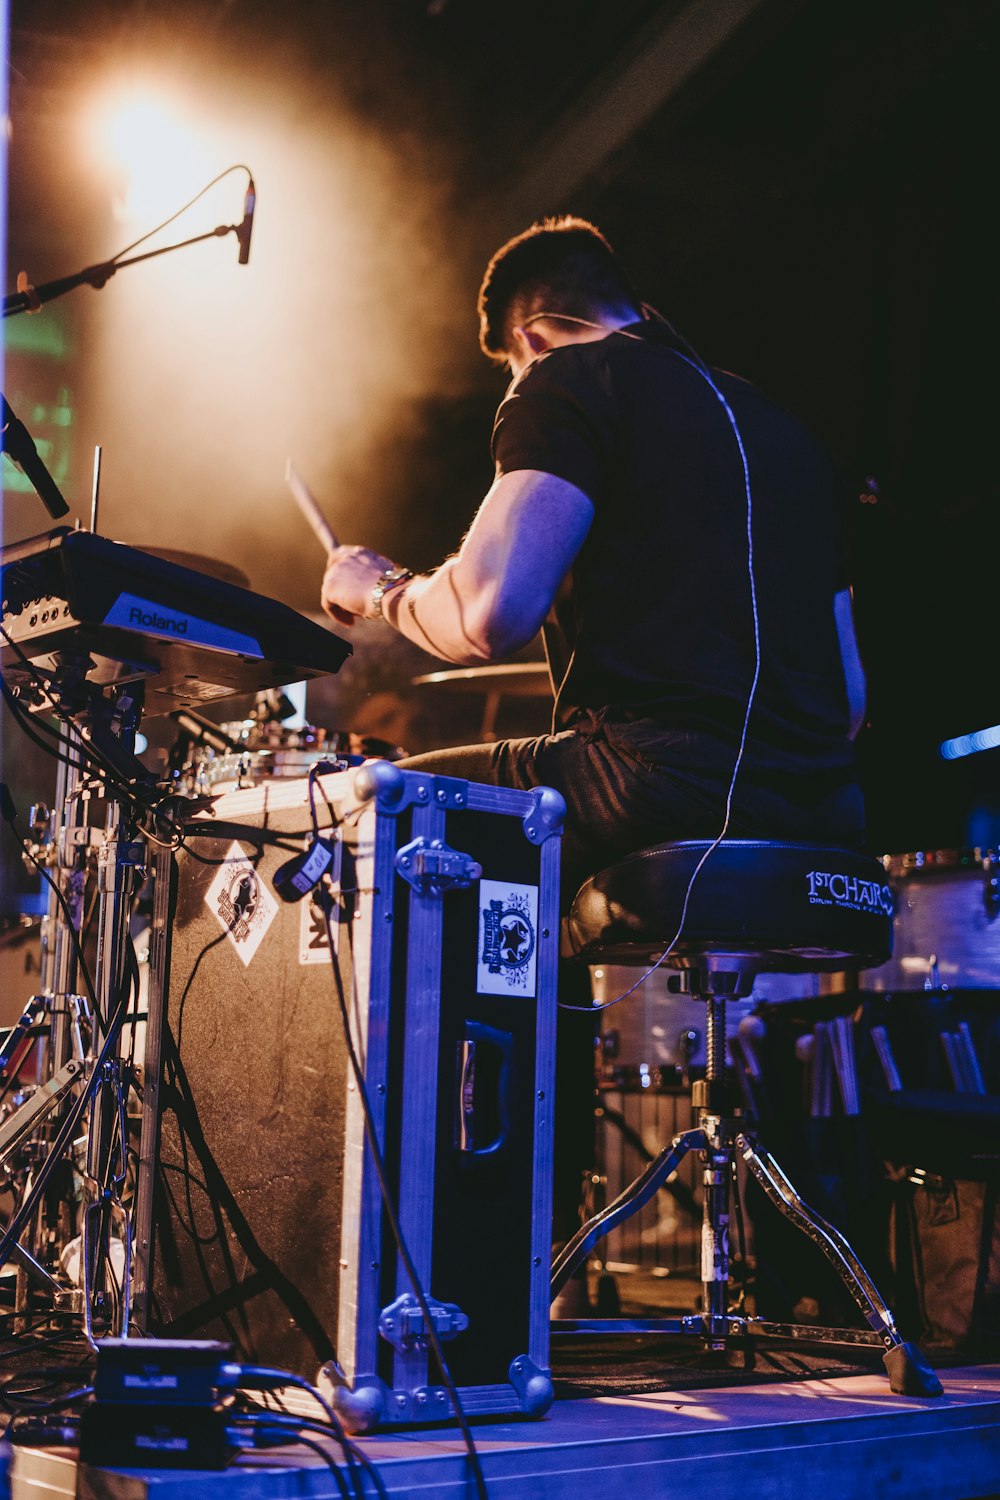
[491,319,855,780]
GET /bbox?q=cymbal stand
[78,683,146,1340]
[1,722,93,1317]
[37,722,94,1078]
[0,673,148,1338]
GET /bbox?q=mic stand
[2,222,244,319]
[4,210,247,521]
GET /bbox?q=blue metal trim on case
[391,796,447,1400]
[427,774,471,810]
[523,786,566,844]
[464,783,534,816]
[528,817,561,1367]
[349,802,399,1385]
[350,763,474,816]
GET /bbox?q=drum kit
[1,522,996,1333]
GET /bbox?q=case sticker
[205,842,279,966]
[477,879,538,997]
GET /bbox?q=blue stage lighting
[940,723,1000,760]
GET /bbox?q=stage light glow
[939,723,1000,761]
[91,89,216,224]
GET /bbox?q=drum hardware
[939,1022,986,1094]
[0,1061,85,1169]
[0,531,350,1332]
[591,965,757,1288]
[412,661,550,741]
[141,550,251,590]
[165,701,373,798]
[865,847,1000,992]
[0,670,150,1333]
[869,1024,903,1091]
[0,715,97,1309]
[827,1013,861,1116]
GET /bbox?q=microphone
[1,395,70,518]
[236,176,256,265]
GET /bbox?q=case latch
[394,837,482,895]
[378,1293,469,1352]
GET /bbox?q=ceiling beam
[496,0,775,227]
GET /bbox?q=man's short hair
[477,216,640,361]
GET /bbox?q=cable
[232,1413,362,1499]
[233,1420,351,1498]
[234,1366,389,1499]
[235,1373,362,1490]
[0,674,92,779]
[0,958,133,1278]
[0,677,164,839]
[108,165,254,264]
[307,762,323,836]
[319,892,489,1500]
[549,314,761,1013]
[283,1434,353,1499]
[0,628,181,835]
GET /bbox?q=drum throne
[555,838,943,1396]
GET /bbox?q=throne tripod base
[558,840,944,1399]
[553,996,939,1395]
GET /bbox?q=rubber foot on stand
[595,1271,620,1316]
[883,1341,943,1397]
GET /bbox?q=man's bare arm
[321,469,594,665]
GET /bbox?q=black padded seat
[566,839,893,972]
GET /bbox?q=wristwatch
[371,565,414,619]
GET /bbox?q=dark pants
[402,713,865,907]
[401,714,864,1248]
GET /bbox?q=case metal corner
[522,786,566,844]
[508,1354,554,1417]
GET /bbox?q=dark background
[2,0,998,906]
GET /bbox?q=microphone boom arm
[3,220,243,319]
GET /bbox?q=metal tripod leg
[8,1241,68,1301]
[551,1128,703,1301]
[736,1131,942,1396]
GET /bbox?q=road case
[133,761,563,1431]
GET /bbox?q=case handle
[457,1021,514,1158]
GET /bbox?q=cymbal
[412,663,551,698]
[143,548,250,589]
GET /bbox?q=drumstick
[286,459,339,551]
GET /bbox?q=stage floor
[11,1363,1000,1500]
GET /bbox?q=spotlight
[90,88,212,224]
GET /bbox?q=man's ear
[511,323,550,360]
